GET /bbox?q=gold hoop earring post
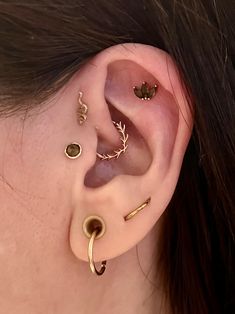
[88,229,107,276]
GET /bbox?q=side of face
[0,43,193,311]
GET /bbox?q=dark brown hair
[0,1,234,313]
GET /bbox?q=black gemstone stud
[133,81,158,100]
[64,142,82,159]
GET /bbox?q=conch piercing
[77,91,88,125]
[64,142,82,159]
[96,120,129,161]
[83,215,107,276]
[124,197,151,221]
[133,81,158,100]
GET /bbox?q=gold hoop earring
[83,215,107,276]
[124,197,151,221]
[88,230,107,276]
[96,120,128,161]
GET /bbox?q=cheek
[0,112,78,306]
[0,180,72,303]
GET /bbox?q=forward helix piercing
[77,91,88,125]
[96,120,129,161]
[83,215,107,276]
[133,81,158,100]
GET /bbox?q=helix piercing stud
[96,120,128,161]
[64,142,82,159]
[133,82,158,100]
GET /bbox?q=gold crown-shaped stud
[133,81,158,100]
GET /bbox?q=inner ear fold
[84,104,152,188]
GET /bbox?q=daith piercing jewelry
[77,91,88,125]
[96,120,129,161]
[64,142,82,159]
[133,81,158,100]
[124,197,151,221]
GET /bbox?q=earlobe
[68,43,193,271]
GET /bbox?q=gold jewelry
[77,91,88,125]
[64,142,82,159]
[83,215,107,276]
[124,197,151,221]
[96,120,129,161]
[133,82,158,100]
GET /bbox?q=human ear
[68,43,193,265]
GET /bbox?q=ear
[68,43,193,263]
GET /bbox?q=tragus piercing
[64,142,82,159]
[133,81,158,100]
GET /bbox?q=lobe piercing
[133,82,158,100]
[83,215,107,276]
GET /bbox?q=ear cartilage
[96,120,129,161]
[133,81,158,100]
[124,197,151,221]
[77,91,88,125]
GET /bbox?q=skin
[0,44,192,314]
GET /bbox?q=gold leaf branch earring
[96,121,129,161]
